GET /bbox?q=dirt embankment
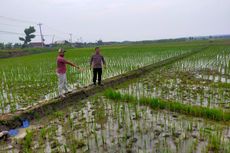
[0,50,30,59]
[0,48,54,59]
[0,46,208,129]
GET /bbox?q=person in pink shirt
[57,48,81,98]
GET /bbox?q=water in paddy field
[119,69,230,109]
[0,45,230,152]
[118,48,230,109]
[0,49,189,114]
[1,96,229,153]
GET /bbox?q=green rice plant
[104,89,230,121]
[53,111,64,119]
[207,132,222,153]
[64,145,68,153]
[40,127,47,140]
[68,115,74,129]
[22,130,33,153]
[70,140,77,153]
[1,42,204,113]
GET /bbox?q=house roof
[30,42,44,45]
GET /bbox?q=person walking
[57,48,82,98]
[90,47,106,86]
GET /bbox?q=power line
[0,30,24,35]
[0,22,29,27]
[0,30,52,37]
[0,16,75,43]
[0,15,37,24]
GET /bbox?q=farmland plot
[0,43,201,114]
[118,46,230,109]
[0,41,230,153]
[0,96,229,153]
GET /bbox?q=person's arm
[102,56,106,68]
[66,60,81,70]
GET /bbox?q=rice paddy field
[0,41,205,114]
[0,40,230,153]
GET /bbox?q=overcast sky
[0,0,230,43]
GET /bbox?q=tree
[19,26,36,48]
[5,43,12,49]
[14,43,22,48]
[0,43,4,49]
[97,40,103,45]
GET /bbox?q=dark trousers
[93,68,102,84]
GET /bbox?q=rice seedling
[21,130,33,153]
[0,41,229,153]
[104,89,230,121]
[0,42,205,113]
[207,132,222,153]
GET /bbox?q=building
[29,42,44,48]
[54,40,70,45]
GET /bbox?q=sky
[0,0,230,43]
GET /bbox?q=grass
[211,82,230,88]
[104,89,230,121]
[207,132,222,153]
[22,130,33,153]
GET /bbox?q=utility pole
[52,35,55,45]
[69,33,72,43]
[69,33,73,47]
[38,23,45,47]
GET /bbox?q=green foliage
[104,89,136,102]
[19,26,36,48]
[40,127,47,139]
[53,111,64,119]
[0,41,229,114]
[22,130,33,153]
[104,89,230,121]
[208,132,222,153]
[211,82,230,88]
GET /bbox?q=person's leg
[98,68,102,85]
[57,73,65,96]
[63,73,68,93]
[93,68,97,85]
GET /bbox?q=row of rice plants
[119,45,230,109]
[1,96,229,152]
[0,44,196,113]
[104,89,230,121]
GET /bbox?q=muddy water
[1,96,229,153]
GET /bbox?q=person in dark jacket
[90,47,106,86]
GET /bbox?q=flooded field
[119,46,230,109]
[1,96,230,153]
[0,42,230,153]
[0,43,197,114]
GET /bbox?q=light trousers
[57,73,68,96]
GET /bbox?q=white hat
[58,48,66,53]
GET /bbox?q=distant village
[1,34,230,49]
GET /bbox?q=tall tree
[19,26,36,48]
